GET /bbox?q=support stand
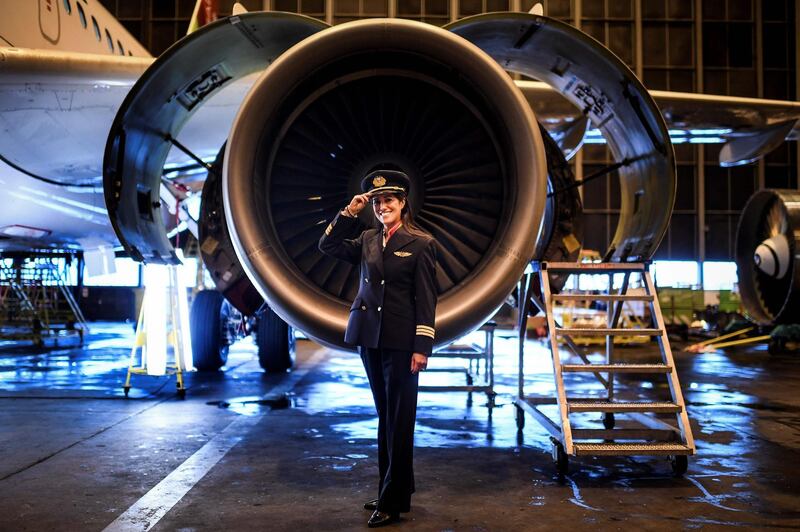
[123,265,192,398]
[420,322,497,407]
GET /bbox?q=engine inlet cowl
[736,188,800,325]
[225,19,547,349]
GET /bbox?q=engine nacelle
[224,19,547,349]
[105,12,674,351]
[736,189,800,325]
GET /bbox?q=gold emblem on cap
[373,175,386,187]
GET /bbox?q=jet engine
[735,189,800,325]
[104,12,674,354]
[224,19,547,349]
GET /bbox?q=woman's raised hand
[347,193,371,215]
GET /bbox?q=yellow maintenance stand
[123,264,193,398]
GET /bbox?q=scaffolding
[0,254,88,346]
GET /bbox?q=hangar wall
[98,0,798,270]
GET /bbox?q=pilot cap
[361,169,410,197]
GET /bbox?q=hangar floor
[0,323,799,531]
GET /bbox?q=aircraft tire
[190,290,230,371]
[256,307,295,373]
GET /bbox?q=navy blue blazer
[318,212,438,355]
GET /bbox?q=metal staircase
[0,256,88,345]
[514,262,695,476]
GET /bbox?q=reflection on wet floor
[1,322,799,529]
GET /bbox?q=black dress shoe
[364,499,379,511]
[367,510,399,528]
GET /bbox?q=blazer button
[364,278,369,283]
[361,305,366,310]
[380,280,385,285]
[378,306,382,311]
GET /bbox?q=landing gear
[515,405,525,430]
[602,412,615,430]
[670,454,688,477]
[256,306,295,373]
[190,290,232,371]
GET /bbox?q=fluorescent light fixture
[689,128,732,136]
[689,137,725,144]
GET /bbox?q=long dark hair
[398,194,430,238]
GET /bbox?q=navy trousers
[360,347,419,513]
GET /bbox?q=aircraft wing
[650,89,800,166]
[0,48,150,185]
[0,47,255,187]
[517,81,800,166]
[2,49,799,188]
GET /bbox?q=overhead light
[0,225,51,238]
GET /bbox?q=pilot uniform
[318,170,437,519]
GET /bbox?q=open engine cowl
[224,19,547,349]
[449,13,676,261]
[103,13,328,263]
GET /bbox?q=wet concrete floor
[0,322,799,530]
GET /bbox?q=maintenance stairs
[0,258,88,345]
[514,262,695,476]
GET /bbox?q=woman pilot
[318,168,437,528]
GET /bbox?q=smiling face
[372,193,406,229]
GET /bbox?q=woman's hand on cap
[347,194,371,215]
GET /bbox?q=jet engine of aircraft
[735,189,800,325]
[104,12,675,368]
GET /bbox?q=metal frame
[514,261,695,471]
[420,322,497,406]
[123,265,190,398]
[0,256,87,346]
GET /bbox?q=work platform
[514,262,695,476]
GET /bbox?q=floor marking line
[103,415,260,532]
[103,347,330,532]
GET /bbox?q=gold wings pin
[394,251,412,257]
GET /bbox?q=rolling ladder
[0,257,88,345]
[514,262,695,476]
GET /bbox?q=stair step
[572,442,692,456]
[552,294,654,302]
[568,400,682,413]
[572,428,680,440]
[561,363,672,373]
[543,262,645,273]
[555,327,662,337]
